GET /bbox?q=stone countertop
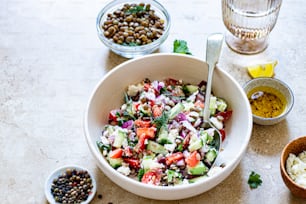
[1,0,306,203]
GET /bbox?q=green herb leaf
[96,141,110,152]
[138,168,145,181]
[173,40,192,55]
[248,171,262,189]
[125,6,145,15]
[153,112,169,132]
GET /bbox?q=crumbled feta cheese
[168,129,178,143]
[100,136,110,145]
[286,151,306,188]
[164,143,176,152]
[117,166,131,176]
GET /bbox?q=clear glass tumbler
[222,0,282,54]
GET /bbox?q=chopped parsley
[173,39,192,55]
[248,171,262,189]
[153,112,169,132]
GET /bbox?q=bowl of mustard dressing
[243,77,294,125]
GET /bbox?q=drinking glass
[222,0,282,54]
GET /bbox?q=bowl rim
[280,136,306,190]
[83,53,253,194]
[96,0,171,53]
[243,77,294,122]
[44,164,97,204]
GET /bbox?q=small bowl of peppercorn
[96,0,171,58]
[45,165,96,204]
[243,77,294,126]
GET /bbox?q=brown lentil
[51,168,93,204]
[102,3,165,46]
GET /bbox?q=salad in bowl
[97,77,232,186]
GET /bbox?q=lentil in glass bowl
[96,0,171,58]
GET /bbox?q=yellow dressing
[247,86,287,118]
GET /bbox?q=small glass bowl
[96,0,171,58]
[45,165,96,204]
[243,77,294,125]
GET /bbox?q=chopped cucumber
[205,148,217,163]
[167,169,183,184]
[188,139,203,152]
[113,129,127,148]
[216,98,228,112]
[108,157,123,168]
[147,140,168,155]
[187,161,208,175]
[200,129,214,144]
[183,85,198,95]
[209,96,217,115]
[188,133,203,152]
[168,103,184,119]
[141,155,163,170]
[157,125,172,144]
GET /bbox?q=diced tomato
[109,148,123,159]
[133,102,140,111]
[148,100,155,107]
[141,170,162,185]
[134,134,148,152]
[165,78,179,86]
[108,109,120,122]
[136,127,156,139]
[166,152,184,166]
[134,120,151,128]
[219,129,226,141]
[215,110,233,122]
[134,127,157,152]
[194,100,204,108]
[123,158,140,169]
[152,105,163,118]
[144,83,151,91]
[186,151,200,167]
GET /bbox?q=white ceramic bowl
[243,77,294,125]
[96,0,171,58]
[45,165,96,204]
[84,53,253,200]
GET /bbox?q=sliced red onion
[176,159,185,166]
[193,118,202,127]
[181,121,197,133]
[157,81,165,91]
[180,129,187,138]
[175,112,187,122]
[122,120,134,129]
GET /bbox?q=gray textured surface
[1,0,306,203]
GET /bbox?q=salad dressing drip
[247,86,286,118]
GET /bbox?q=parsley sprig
[173,40,192,55]
[248,171,262,189]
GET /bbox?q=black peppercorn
[50,168,93,204]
